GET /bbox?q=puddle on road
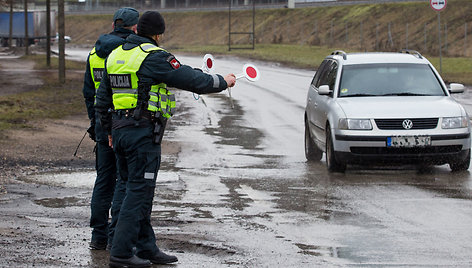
[34,196,87,208]
[159,233,237,257]
[23,215,63,224]
[27,170,180,188]
[295,243,340,257]
[29,171,96,188]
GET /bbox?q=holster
[153,115,167,145]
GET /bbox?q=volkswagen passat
[304,50,471,172]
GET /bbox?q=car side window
[317,60,338,97]
[315,61,331,88]
[311,60,328,87]
[325,61,338,91]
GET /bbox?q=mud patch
[0,229,69,267]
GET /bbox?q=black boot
[89,241,107,250]
[144,250,178,264]
[109,255,151,268]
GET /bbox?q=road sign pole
[438,12,442,74]
[430,0,446,74]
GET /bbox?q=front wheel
[305,120,322,161]
[326,126,346,172]
[449,149,471,172]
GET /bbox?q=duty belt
[114,109,154,120]
[112,109,155,130]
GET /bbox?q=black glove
[87,120,96,142]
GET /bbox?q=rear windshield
[338,63,445,97]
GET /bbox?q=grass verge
[173,44,334,70]
[24,54,85,70]
[0,57,85,133]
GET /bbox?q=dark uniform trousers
[108,172,127,247]
[110,114,161,259]
[90,118,117,244]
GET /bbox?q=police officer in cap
[95,10,236,268]
[82,7,139,251]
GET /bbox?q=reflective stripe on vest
[89,47,105,104]
[106,43,176,118]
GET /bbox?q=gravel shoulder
[0,50,93,188]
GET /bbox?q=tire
[449,149,470,172]
[305,120,322,161]
[325,126,346,172]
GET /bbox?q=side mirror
[318,85,331,95]
[449,83,465,94]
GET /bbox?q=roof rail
[399,49,423,59]
[331,50,347,60]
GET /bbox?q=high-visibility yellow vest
[89,47,105,90]
[106,43,176,118]
[89,47,105,105]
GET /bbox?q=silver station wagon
[304,50,471,172]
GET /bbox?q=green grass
[174,44,472,85]
[174,44,339,70]
[427,57,472,84]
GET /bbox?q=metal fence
[0,1,286,14]
[283,20,471,57]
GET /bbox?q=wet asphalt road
[2,52,472,267]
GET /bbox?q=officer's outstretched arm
[143,52,229,94]
[165,65,229,94]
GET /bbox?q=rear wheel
[449,149,471,172]
[305,120,322,161]
[326,126,346,172]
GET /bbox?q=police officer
[82,7,139,250]
[95,10,236,268]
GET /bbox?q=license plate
[387,135,432,148]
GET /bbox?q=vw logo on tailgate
[402,119,413,129]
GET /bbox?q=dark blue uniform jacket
[95,34,229,134]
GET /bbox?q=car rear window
[338,63,445,97]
